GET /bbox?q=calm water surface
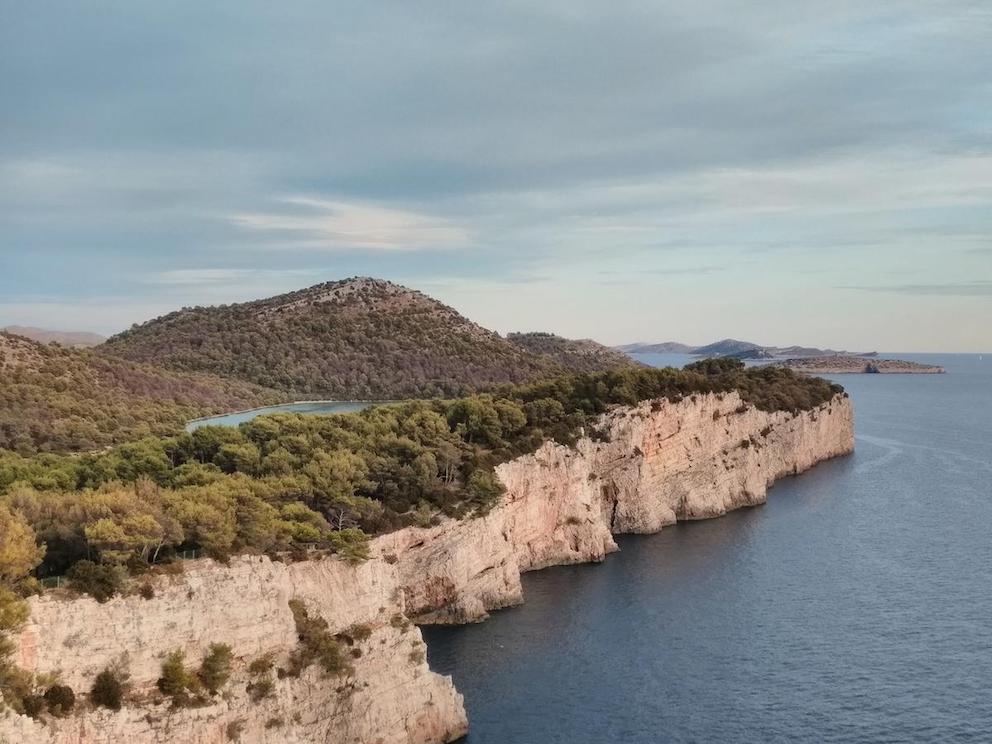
[186,400,375,430]
[425,353,992,743]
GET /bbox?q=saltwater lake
[186,400,375,430]
[425,353,992,743]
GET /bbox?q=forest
[0,332,284,455]
[0,361,841,581]
[100,277,628,398]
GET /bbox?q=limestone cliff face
[1,391,852,742]
[6,558,468,744]
[378,391,854,624]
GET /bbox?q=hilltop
[507,332,638,373]
[102,277,621,399]
[0,331,283,454]
[2,325,106,348]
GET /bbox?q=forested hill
[0,332,284,454]
[507,332,638,373]
[101,277,632,398]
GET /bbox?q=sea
[423,353,992,743]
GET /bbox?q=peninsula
[0,362,854,743]
[777,356,946,374]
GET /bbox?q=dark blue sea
[424,354,992,743]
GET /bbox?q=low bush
[286,600,352,677]
[198,643,233,694]
[22,693,45,718]
[247,676,275,703]
[327,529,370,565]
[347,622,373,643]
[157,649,200,706]
[43,684,75,716]
[91,668,125,710]
[248,653,275,677]
[66,561,125,603]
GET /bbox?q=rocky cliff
[2,391,853,743]
[378,390,854,624]
[6,557,467,744]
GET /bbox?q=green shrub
[347,622,373,643]
[248,653,275,677]
[286,600,352,677]
[91,668,125,710]
[22,693,45,718]
[66,561,125,603]
[157,649,199,705]
[327,529,370,565]
[247,676,275,703]
[43,684,75,716]
[465,470,505,515]
[198,643,233,694]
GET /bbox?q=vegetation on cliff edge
[0,362,841,590]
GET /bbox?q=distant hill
[615,341,696,354]
[507,332,639,373]
[101,277,587,399]
[2,325,105,348]
[0,331,283,454]
[777,357,944,375]
[619,338,876,359]
[693,339,767,357]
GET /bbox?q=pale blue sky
[1,1,990,350]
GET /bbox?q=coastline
[6,391,855,744]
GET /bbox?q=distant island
[618,338,877,359]
[776,357,945,374]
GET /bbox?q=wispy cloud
[145,268,316,286]
[228,197,469,251]
[839,281,992,297]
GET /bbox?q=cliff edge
[3,391,854,743]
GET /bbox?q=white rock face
[1,392,853,743]
[379,391,855,623]
[7,557,467,744]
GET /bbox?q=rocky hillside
[507,332,638,373]
[0,332,284,454]
[101,278,572,399]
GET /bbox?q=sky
[1,1,990,352]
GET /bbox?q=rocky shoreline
[3,391,855,744]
